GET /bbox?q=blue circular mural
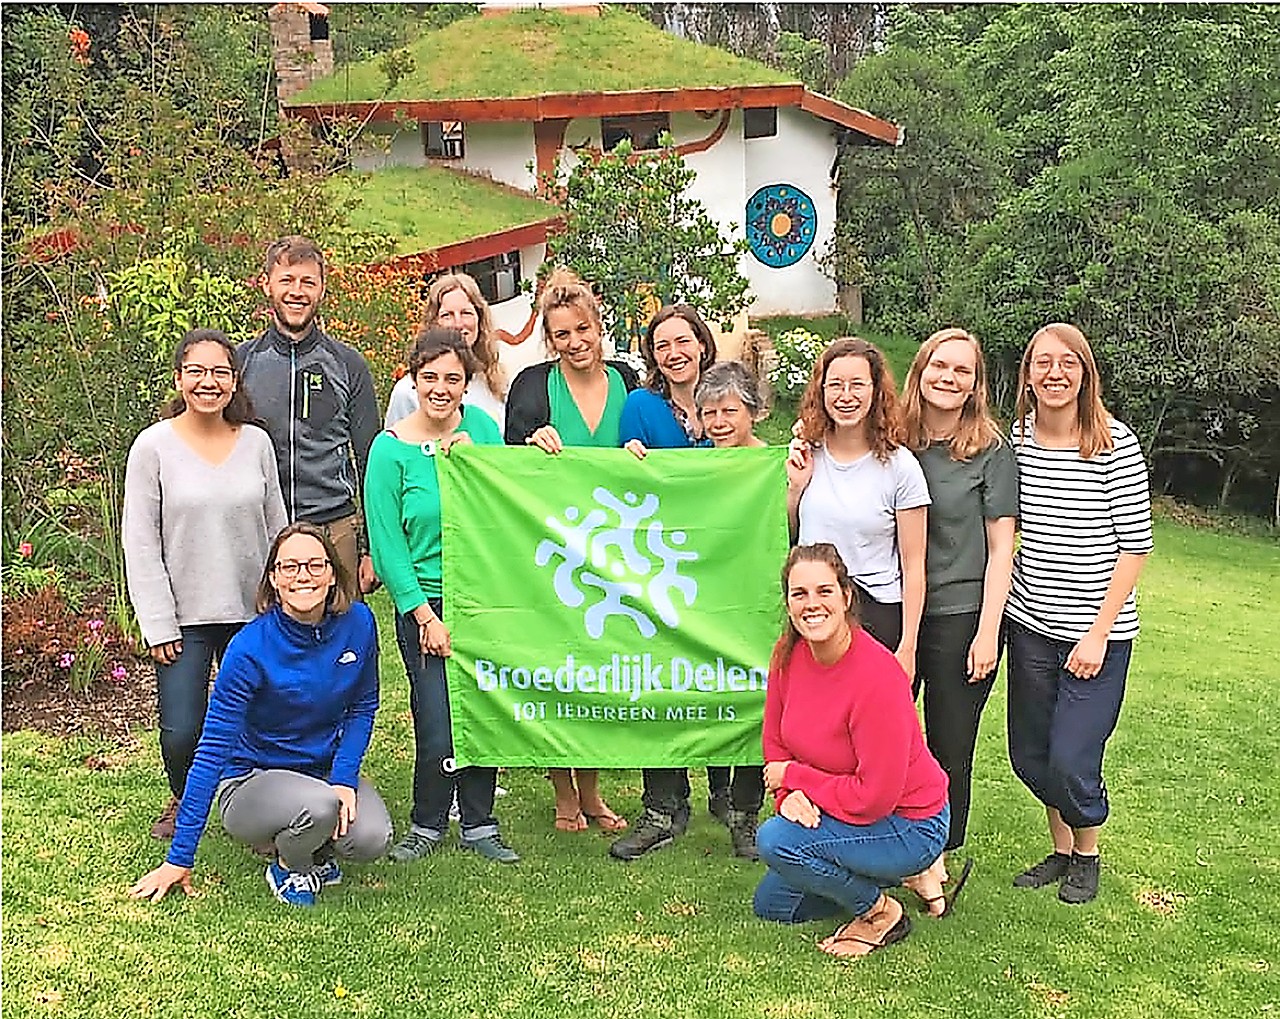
[746,184,817,268]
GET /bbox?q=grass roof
[291,7,794,105]
[331,165,559,256]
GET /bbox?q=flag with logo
[438,446,789,767]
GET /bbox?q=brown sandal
[583,810,628,833]
[819,910,912,958]
[554,810,588,832]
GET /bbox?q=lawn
[3,517,1277,1018]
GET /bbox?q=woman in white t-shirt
[384,273,508,430]
[786,338,930,681]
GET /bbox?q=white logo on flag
[535,487,698,639]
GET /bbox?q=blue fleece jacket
[166,602,380,869]
[619,387,711,449]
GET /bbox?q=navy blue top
[166,602,379,868]
[619,387,710,449]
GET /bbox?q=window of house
[436,250,520,305]
[307,13,329,42]
[600,112,670,152]
[421,121,465,160]
[743,107,777,140]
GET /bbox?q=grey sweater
[122,421,288,647]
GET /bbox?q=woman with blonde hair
[786,338,930,681]
[384,272,508,429]
[505,267,637,832]
[898,328,1017,904]
[1006,323,1152,905]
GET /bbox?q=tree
[541,138,750,352]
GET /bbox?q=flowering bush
[765,327,828,399]
[2,586,136,694]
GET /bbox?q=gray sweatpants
[217,769,392,873]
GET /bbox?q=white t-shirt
[797,444,931,603]
[384,374,506,431]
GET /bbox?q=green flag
[438,445,789,767]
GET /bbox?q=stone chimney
[267,2,335,104]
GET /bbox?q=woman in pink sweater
[755,543,954,958]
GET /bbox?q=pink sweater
[764,629,948,825]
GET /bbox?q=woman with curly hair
[786,338,930,681]
[384,273,508,430]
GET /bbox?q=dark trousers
[706,766,765,813]
[1006,619,1130,830]
[919,611,997,850]
[641,767,691,821]
[394,603,498,840]
[855,585,902,656]
[155,622,242,797]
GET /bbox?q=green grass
[292,8,793,105]
[4,517,1278,1018]
[333,166,560,256]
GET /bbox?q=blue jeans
[155,623,242,797]
[393,604,497,841]
[1006,619,1130,829]
[753,806,949,922]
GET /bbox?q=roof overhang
[286,83,902,147]
[382,215,564,271]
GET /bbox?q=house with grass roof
[270,1,900,368]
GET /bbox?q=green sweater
[364,405,501,612]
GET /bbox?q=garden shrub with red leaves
[2,586,136,694]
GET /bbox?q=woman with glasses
[124,328,287,841]
[129,522,391,907]
[505,267,637,834]
[786,339,930,682]
[384,273,508,431]
[366,328,520,864]
[1006,324,1152,905]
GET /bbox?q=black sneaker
[1013,851,1072,888]
[1058,853,1100,904]
[707,789,731,827]
[609,810,679,860]
[727,809,760,861]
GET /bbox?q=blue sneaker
[265,860,319,906]
[313,859,342,887]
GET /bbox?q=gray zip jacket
[236,324,379,524]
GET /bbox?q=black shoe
[727,809,760,861]
[707,789,731,826]
[1013,851,1072,888]
[609,810,680,860]
[1058,853,1100,904]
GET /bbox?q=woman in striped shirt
[1005,323,1153,905]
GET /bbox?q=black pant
[641,768,691,819]
[919,611,997,851]
[706,766,765,813]
[855,585,902,655]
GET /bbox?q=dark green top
[547,364,629,448]
[917,438,1019,616]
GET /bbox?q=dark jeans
[919,611,998,851]
[641,768,691,821]
[1006,619,1130,829]
[855,585,902,656]
[706,766,765,813]
[155,622,242,797]
[394,604,497,841]
[753,805,949,922]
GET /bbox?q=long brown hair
[640,305,717,402]
[161,328,259,426]
[421,273,505,398]
[769,543,860,674]
[1015,323,1114,458]
[900,327,1002,461]
[537,266,603,356]
[796,337,902,461]
[254,522,354,617]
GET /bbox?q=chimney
[268,2,335,105]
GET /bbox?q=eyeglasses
[273,558,331,578]
[824,380,872,395]
[1030,355,1082,375]
[181,365,235,382]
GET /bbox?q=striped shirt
[1006,417,1153,642]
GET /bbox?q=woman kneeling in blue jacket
[129,522,392,907]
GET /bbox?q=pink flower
[110,665,128,683]
[18,541,33,558]
[58,652,75,669]
[88,618,105,633]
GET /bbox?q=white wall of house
[492,241,551,380]
[351,124,423,170]
[457,122,537,191]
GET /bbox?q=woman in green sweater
[365,328,519,865]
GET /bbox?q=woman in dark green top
[503,267,637,833]
[898,327,1018,913]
